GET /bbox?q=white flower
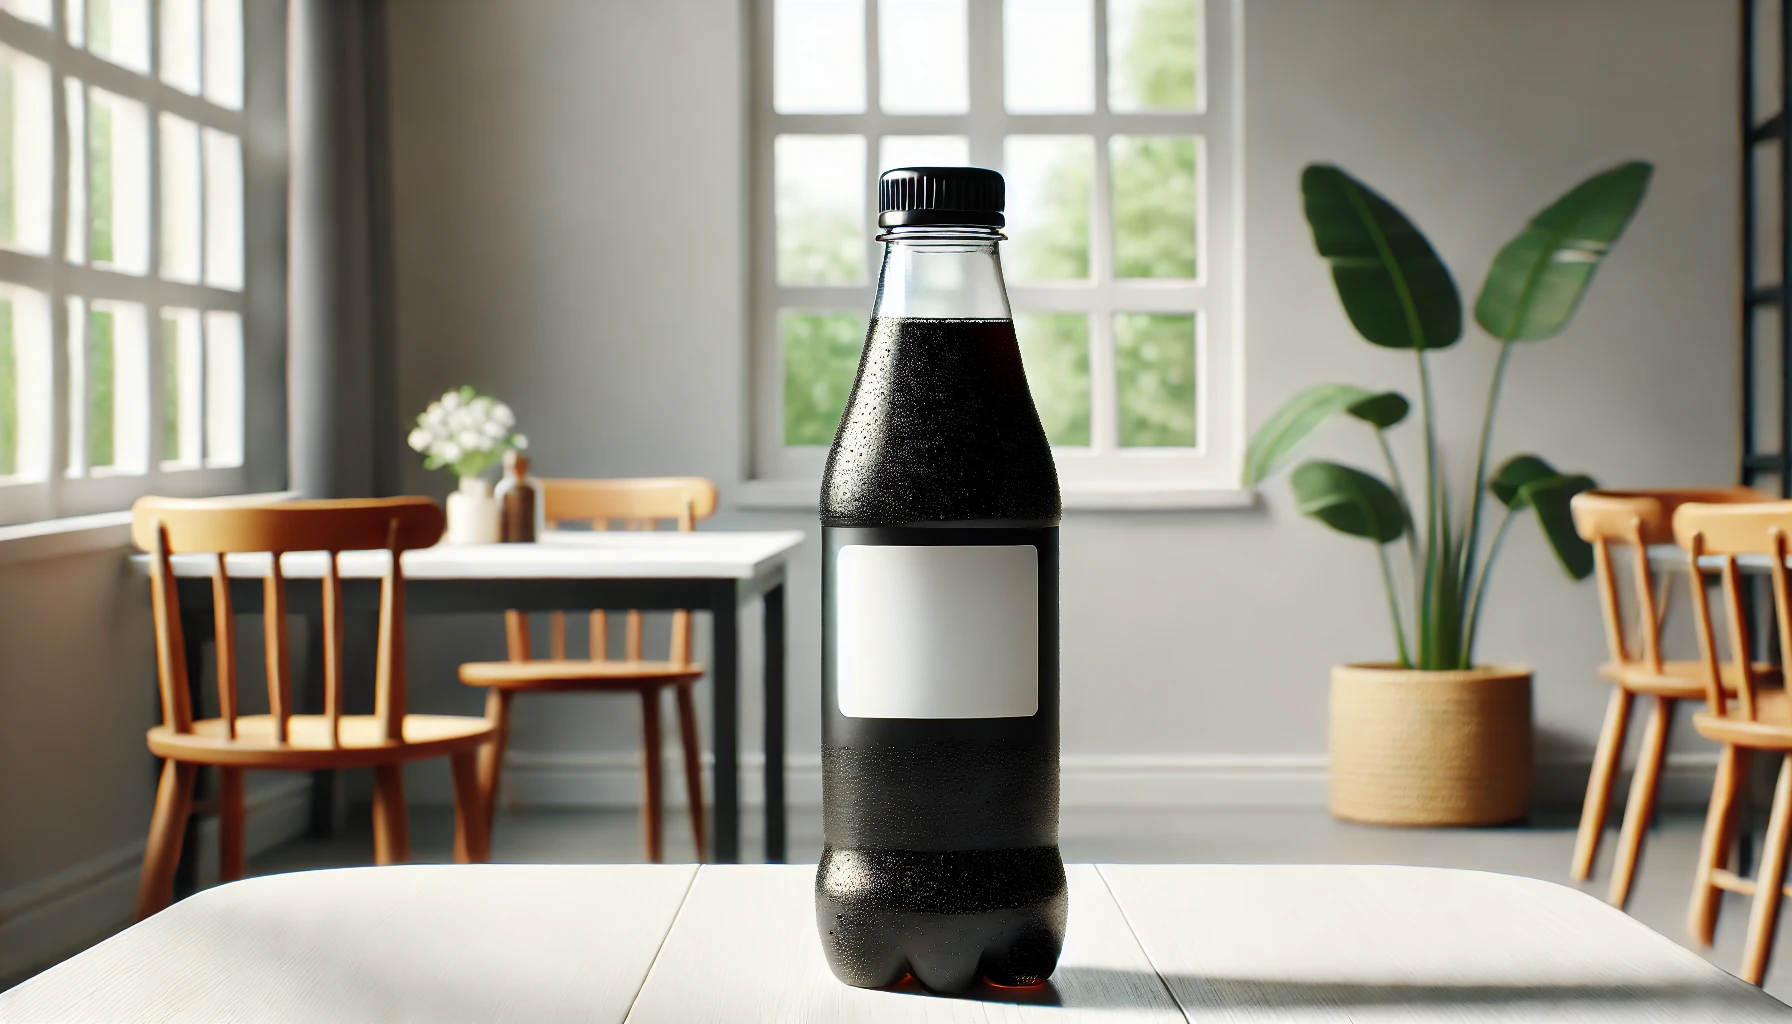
[441,390,463,411]
[480,420,507,439]
[513,434,528,450]
[492,403,515,428]
[423,403,447,429]
[456,429,481,450]
[407,428,431,452]
[439,441,463,463]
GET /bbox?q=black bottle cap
[878,167,1005,228]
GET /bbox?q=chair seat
[1693,690,1792,750]
[148,713,496,770]
[1599,659,1780,698]
[459,658,706,692]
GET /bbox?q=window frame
[0,0,284,527]
[746,0,1246,507]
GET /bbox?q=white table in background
[4,863,1783,1022]
[132,530,805,867]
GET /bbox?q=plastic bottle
[815,166,1065,994]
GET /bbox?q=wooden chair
[459,477,717,862]
[1569,487,1774,909]
[1679,498,1792,984]
[131,496,497,919]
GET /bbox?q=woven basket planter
[1328,663,1533,826]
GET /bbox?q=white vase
[445,476,501,545]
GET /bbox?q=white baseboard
[0,776,312,985]
[496,750,1722,813]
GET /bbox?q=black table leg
[712,582,740,863]
[763,582,785,863]
[172,609,211,898]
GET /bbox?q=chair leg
[372,764,411,866]
[135,760,197,921]
[1609,696,1675,908]
[1742,754,1792,985]
[450,751,489,864]
[1573,686,1634,881]
[640,687,664,864]
[675,684,707,861]
[218,767,246,883]
[1691,744,1750,945]
[477,688,515,838]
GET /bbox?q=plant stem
[1415,348,1441,668]
[1459,340,1514,610]
[1462,509,1516,667]
[1377,540,1413,668]
[1375,428,1419,578]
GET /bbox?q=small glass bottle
[494,450,544,542]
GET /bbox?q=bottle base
[815,846,1068,995]
[819,903,1067,993]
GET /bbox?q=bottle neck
[871,225,1011,321]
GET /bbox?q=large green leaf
[1489,453,1562,509]
[1347,391,1410,429]
[1243,383,1375,484]
[1518,473,1597,579]
[1302,165,1462,350]
[1291,460,1407,544]
[1475,161,1653,341]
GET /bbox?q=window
[0,0,274,523]
[750,0,1242,504]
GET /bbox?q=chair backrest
[1674,498,1792,720]
[1571,487,1766,671]
[512,477,718,665]
[131,496,446,744]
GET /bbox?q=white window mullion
[966,0,1000,171]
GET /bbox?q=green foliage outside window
[89,308,113,468]
[1110,0,1199,111]
[90,99,112,265]
[162,317,180,462]
[87,0,113,55]
[0,299,15,476]
[783,312,865,446]
[1007,142,1090,282]
[1115,313,1196,447]
[1015,313,1090,446]
[1111,135,1196,279]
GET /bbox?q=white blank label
[836,544,1039,719]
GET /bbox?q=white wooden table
[133,530,806,867]
[4,864,1784,1022]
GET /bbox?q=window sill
[731,480,1257,512]
[0,490,298,568]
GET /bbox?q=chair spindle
[210,554,238,738]
[590,610,608,661]
[149,522,194,732]
[264,553,293,742]
[322,550,345,748]
[375,519,407,742]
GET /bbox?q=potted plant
[1246,161,1652,825]
[408,386,529,545]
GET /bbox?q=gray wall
[381,0,1738,805]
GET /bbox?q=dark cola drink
[816,167,1065,994]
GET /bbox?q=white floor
[248,803,1792,1005]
